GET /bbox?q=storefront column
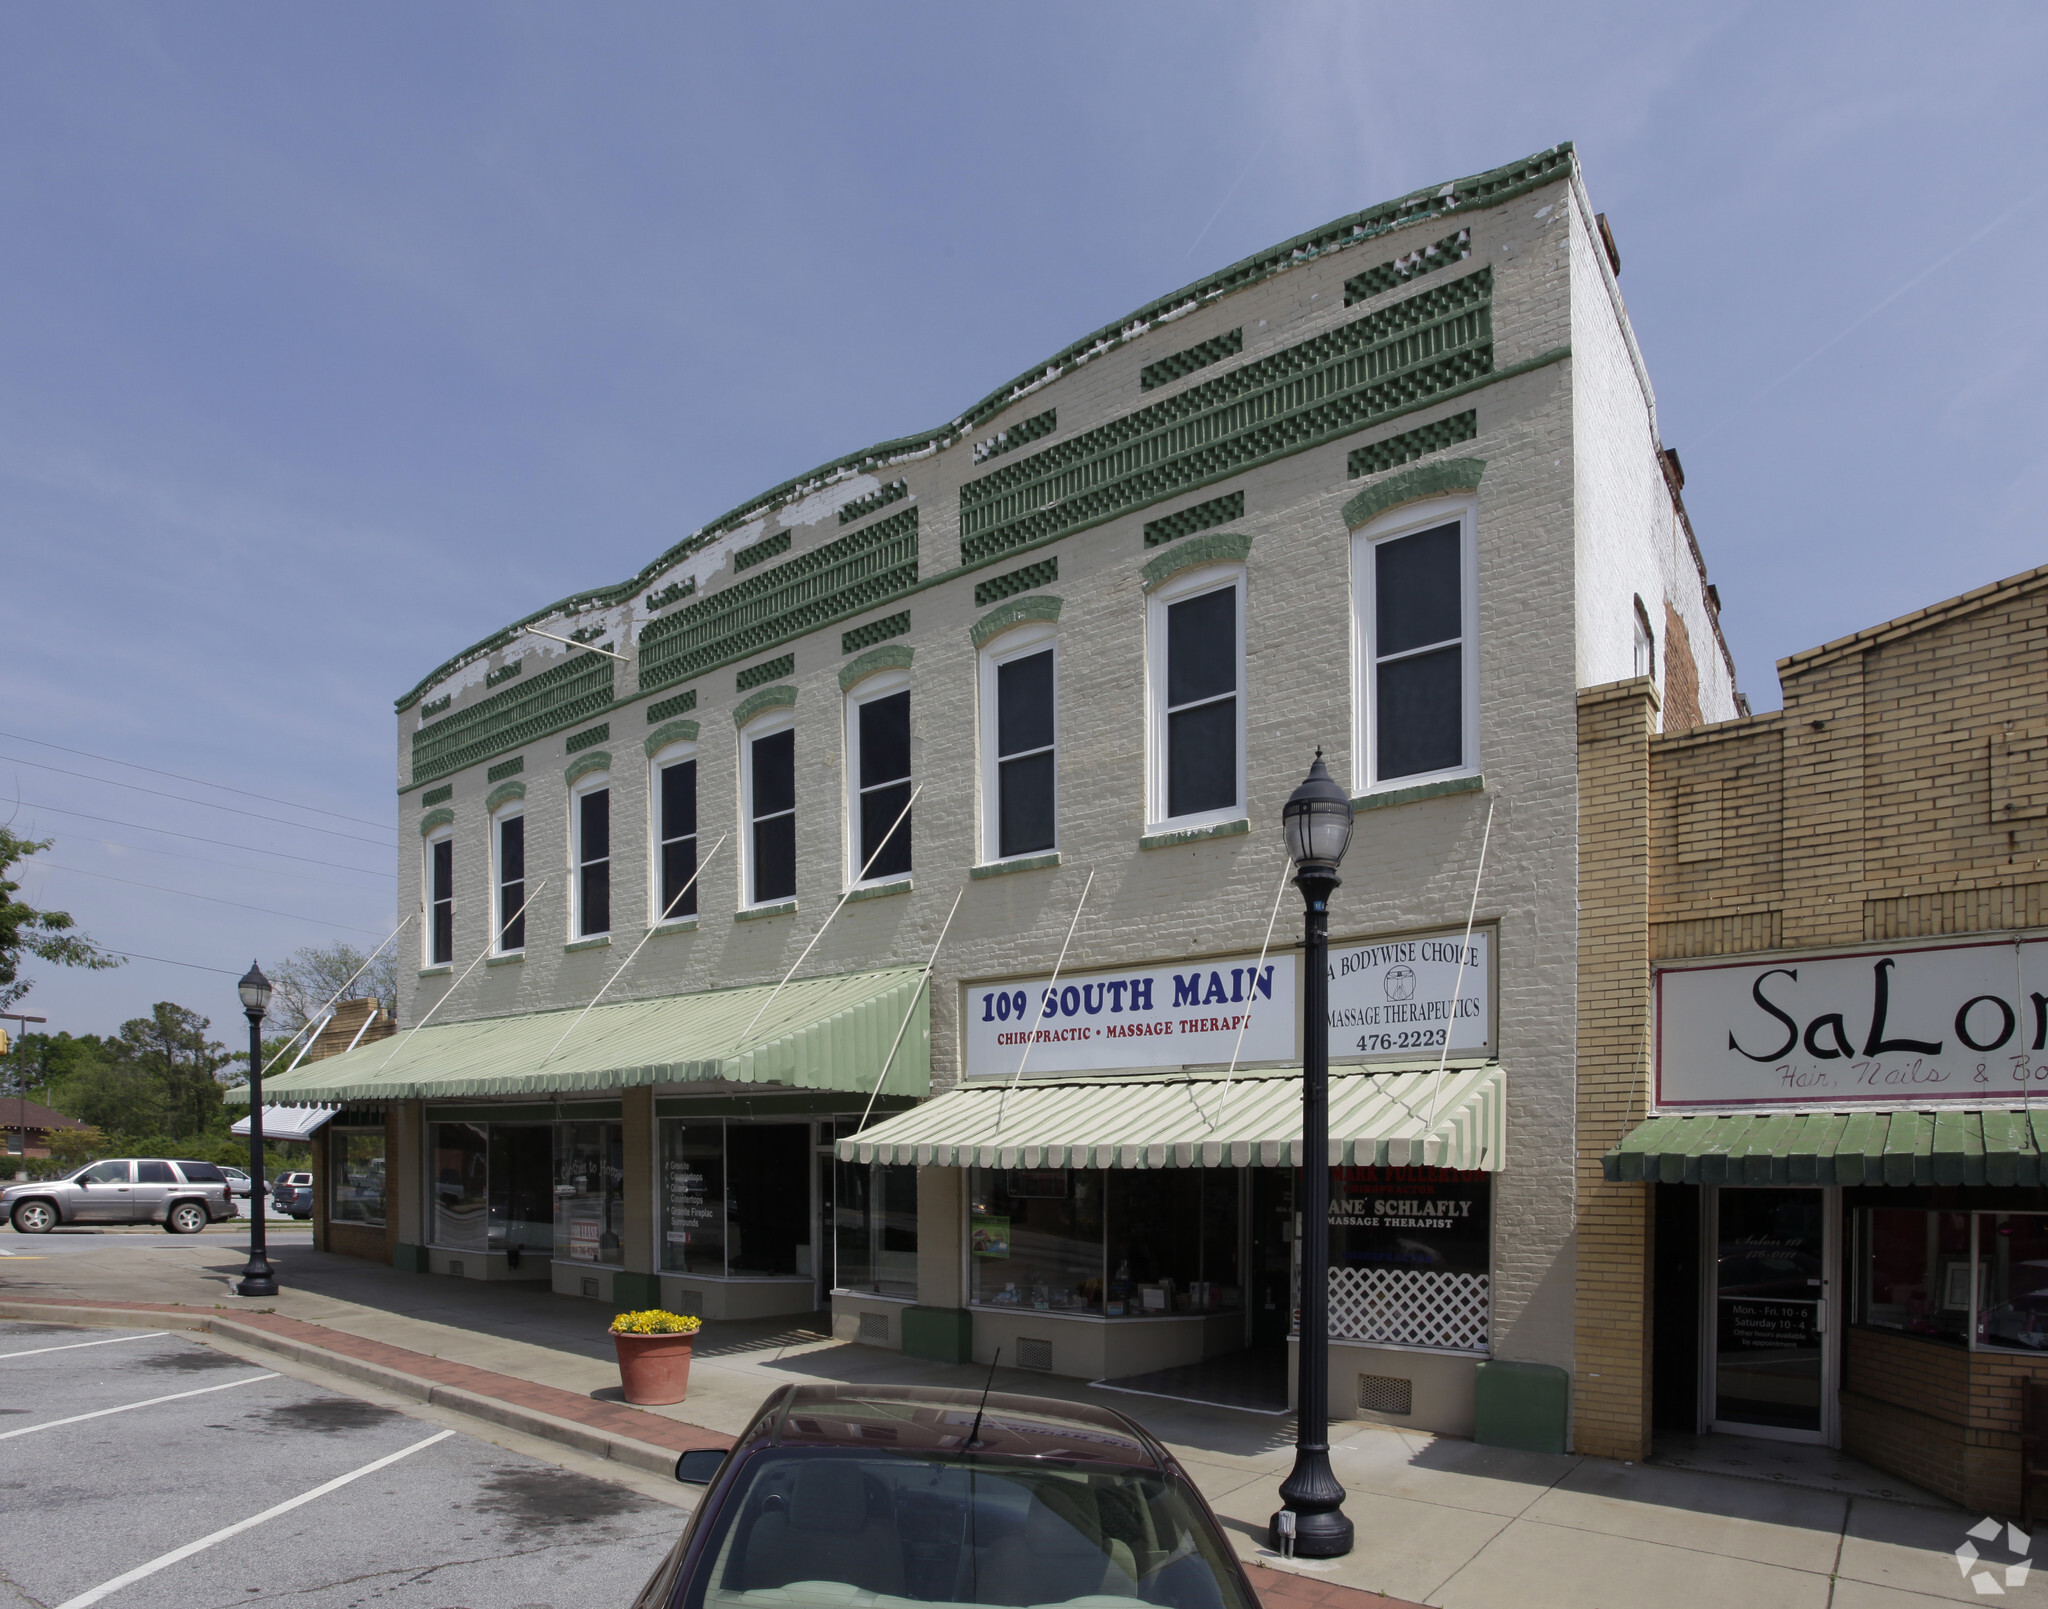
[616,1086,660,1307]
[391,1099,428,1271]
[903,1165,970,1362]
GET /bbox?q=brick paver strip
[1249,1567,1425,1609]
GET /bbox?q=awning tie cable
[1198,854,1294,1133]
[371,879,548,1075]
[853,884,966,1139]
[995,869,1094,1137]
[1426,800,1495,1135]
[258,916,414,1082]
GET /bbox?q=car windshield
[681,1448,1250,1609]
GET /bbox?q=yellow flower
[610,1308,703,1335]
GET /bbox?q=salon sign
[1657,936,2048,1108]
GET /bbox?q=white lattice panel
[1328,1267,1489,1353]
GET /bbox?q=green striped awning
[230,966,929,1105]
[835,1063,1503,1170]
[1603,1107,2048,1188]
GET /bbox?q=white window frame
[648,739,699,927]
[738,708,797,910]
[569,768,613,939]
[844,668,913,888]
[490,800,527,955]
[977,621,1059,866]
[423,824,454,967]
[1145,563,1247,834]
[1351,495,1480,796]
[1633,594,1657,682]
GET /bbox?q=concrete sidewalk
[0,1236,1989,1609]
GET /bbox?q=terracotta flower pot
[613,1329,695,1405]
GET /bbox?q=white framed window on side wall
[425,827,454,966]
[570,770,612,939]
[492,802,526,954]
[844,671,912,886]
[1352,497,1478,793]
[649,740,698,924]
[1146,564,1246,833]
[977,622,1057,864]
[740,711,797,907]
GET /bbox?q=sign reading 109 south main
[1657,937,2048,1108]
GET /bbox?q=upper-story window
[846,674,911,884]
[573,775,611,938]
[1354,499,1478,790]
[979,623,1056,862]
[426,829,453,966]
[742,716,797,906]
[652,743,698,923]
[1633,595,1657,681]
[493,805,526,953]
[1147,566,1245,831]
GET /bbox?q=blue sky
[6,2,2046,1036]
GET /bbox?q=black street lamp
[1271,751,1355,1559]
[235,961,278,1299]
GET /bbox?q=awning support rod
[256,917,413,1084]
[1427,800,1495,1130]
[372,880,547,1075]
[997,869,1094,1127]
[1202,853,1294,1131]
[855,883,966,1135]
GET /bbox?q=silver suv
[3,1159,240,1235]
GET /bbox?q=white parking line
[0,1372,277,1439]
[0,1331,170,1360]
[55,1427,455,1609]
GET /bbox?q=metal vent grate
[581,1276,600,1300]
[1358,1374,1414,1416]
[1016,1336,1053,1372]
[447,1260,464,1278]
[858,1311,891,1343]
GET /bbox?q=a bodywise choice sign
[1327,928,1493,1062]
[963,954,1298,1078]
[1658,937,2048,1107]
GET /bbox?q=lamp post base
[1270,1441,1354,1558]
[236,1254,278,1299]
[1267,1506,1355,1559]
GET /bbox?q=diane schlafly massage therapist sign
[1656,936,2048,1107]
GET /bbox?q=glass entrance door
[1708,1186,1836,1443]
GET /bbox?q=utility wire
[0,729,396,833]
[22,862,385,935]
[25,831,395,894]
[16,800,393,877]
[0,755,391,847]
[101,950,243,976]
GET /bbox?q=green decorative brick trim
[613,1271,663,1309]
[648,689,696,723]
[565,722,610,754]
[645,720,700,755]
[487,755,525,783]
[970,851,1060,879]
[737,654,795,693]
[734,529,791,572]
[839,480,908,525]
[411,654,613,787]
[1140,817,1250,849]
[842,611,910,655]
[564,934,612,953]
[420,695,451,719]
[736,898,797,922]
[1141,328,1241,390]
[1354,773,1484,811]
[1140,532,1252,593]
[1144,492,1243,550]
[960,269,1493,567]
[840,645,913,691]
[564,752,611,785]
[485,781,526,812]
[645,577,695,612]
[419,808,455,836]
[733,685,797,728]
[846,876,911,903]
[974,558,1057,608]
[970,595,1062,649]
[420,785,453,808]
[486,660,523,688]
[972,408,1056,465]
[640,508,917,695]
[1343,457,1487,529]
[485,952,525,968]
[1348,412,1478,479]
[1344,228,1471,305]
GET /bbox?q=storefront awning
[229,966,930,1105]
[835,1063,1503,1170]
[1603,1107,2048,1187]
[230,1105,335,1141]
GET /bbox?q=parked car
[2,1159,238,1234]
[630,1383,1258,1609]
[270,1171,313,1211]
[220,1165,256,1199]
[279,1182,314,1220]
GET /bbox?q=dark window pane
[753,812,796,903]
[997,650,1055,757]
[499,815,524,882]
[858,691,910,789]
[998,750,1056,857]
[660,761,697,841]
[580,858,610,936]
[501,882,525,952]
[433,902,453,964]
[1376,644,1462,779]
[660,839,697,920]
[1376,522,1461,656]
[1168,698,1236,817]
[752,729,795,818]
[1167,588,1236,707]
[175,1162,225,1183]
[725,1124,811,1276]
[859,781,912,879]
[431,839,452,903]
[136,1160,175,1183]
[579,789,610,863]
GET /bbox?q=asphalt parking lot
[0,1320,689,1609]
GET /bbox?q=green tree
[52,1048,165,1140]
[0,830,122,1010]
[110,1004,229,1143]
[270,940,396,1033]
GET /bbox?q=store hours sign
[1657,937,2048,1107]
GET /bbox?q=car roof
[760,1384,1165,1470]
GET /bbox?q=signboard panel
[1326,928,1493,1063]
[1657,936,2048,1108]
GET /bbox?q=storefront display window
[1327,1166,1490,1353]
[971,1168,1103,1313]
[330,1128,386,1225]
[657,1119,813,1279]
[431,1122,488,1251]
[662,1122,725,1276]
[1977,1214,2048,1353]
[1106,1170,1240,1315]
[833,1158,917,1298]
[429,1120,554,1256]
[1859,1209,1969,1342]
[556,1121,624,1267]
